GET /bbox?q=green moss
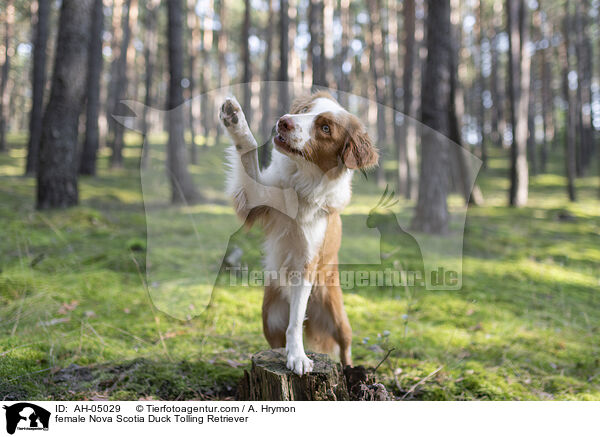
[0,137,598,400]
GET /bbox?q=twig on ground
[374,348,395,373]
[400,365,444,400]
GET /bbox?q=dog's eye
[301,106,309,113]
[321,124,330,134]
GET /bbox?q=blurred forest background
[0,0,598,211]
[0,0,599,401]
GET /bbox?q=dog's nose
[277,116,295,132]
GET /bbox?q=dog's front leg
[285,279,314,376]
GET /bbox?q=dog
[219,92,378,375]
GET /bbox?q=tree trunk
[449,0,483,206]
[200,0,214,148]
[477,0,487,167]
[25,0,50,174]
[367,0,386,188]
[278,0,290,115]
[167,0,198,204]
[37,0,93,209]
[237,349,349,401]
[259,0,274,168]
[242,0,252,123]
[561,5,576,201]
[402,0,419,200]
[338,0,351,106]
[574,0,592,175]
[0,0,15,152]
[141,0,159,169]
[187,0,200,164]
[411,0,452,234]
[109,0,135,168]
[322,0,334,87]
[490,0,506,148]
[79,0,104,176]
[539,8,554,173]
[507,0,531,207]
[308,0,324,87]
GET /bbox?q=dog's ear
[342,129,378,170]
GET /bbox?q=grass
[1,132,599,400]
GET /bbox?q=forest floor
[1,132,599,400]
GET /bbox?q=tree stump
[237,349,349,401]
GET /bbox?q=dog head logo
[3,403,50,435]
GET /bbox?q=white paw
[219,97,255,153]
[219,97,242,128]
[286,351,314,376]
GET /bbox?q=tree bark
[411,0,452,234]
[166,0,198,204]
[37,0,93,209]
[308,0,324,87]
[507,0,531,207]
[237,349,349,401]
[25,0,50,173]
[109,0,135,168]
[539,5,554,172]
[79,0,105,176]
[242,0,251,123]
[140,0,159,169]
[322,0,334,87]
[561,4,576,201]
[574,0,592,175]
[200,0,214,147]
[0,0,15,152]
[477,0,487,167]
[402,0,419,200]
[186,0,200,164]
[449,0,483,206]
[278,0,290,115]
[338,0,351,106]
[367,0,386,188]
[259,0,274,168]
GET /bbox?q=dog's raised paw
[286,353,314,376]
[219,98,241,127]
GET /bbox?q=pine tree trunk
[259,0,274,168]
[278,0,290,115]
[338,0,351,106]
[110,0,135,168]
[539,11,554,172]
[507,0,531,207]
[167,0,198,204]
[0,0,15,152]
[242,0,251,123]
[79,0,104,176]
[411,0,452,234]
[449,0,483,207]
[367,0,386,188]
[574,0,592,174]
[308,0,324,87]
[25,0,50,174]
[322,0,334,87]
[141,0,159,169]
[402,0,419,200]
[561,4,576,201]
[37,0,93,209]
[187,0,200,164]
[477,0,487,167]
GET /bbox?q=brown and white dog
[219,92,378,375]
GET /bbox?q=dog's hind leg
[306,284,353,367]
[262,285,288,348]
